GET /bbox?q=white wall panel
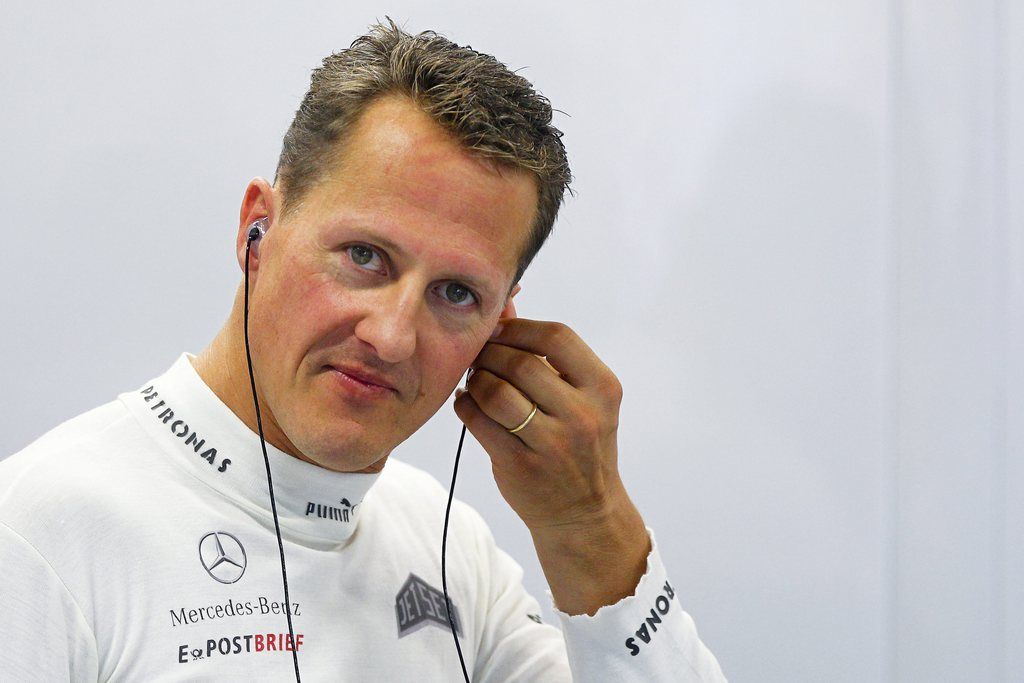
[892,1,1013,680]
[1001,1,1024,681]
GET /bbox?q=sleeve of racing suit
[467,507,726,682]
[551,527,727,681]
[0,521,99,680]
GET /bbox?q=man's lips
[327,364,396,392]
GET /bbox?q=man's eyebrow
[358,230,407,258]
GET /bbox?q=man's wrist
[529,489,651,617]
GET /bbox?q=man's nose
[353,281,420,364]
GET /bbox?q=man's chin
[290,434,390,474]
[293,452,389,474]
[351,455,389,473]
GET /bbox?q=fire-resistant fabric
[0,353,726,681]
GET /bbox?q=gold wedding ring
[507,402,538,434]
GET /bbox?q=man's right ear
[234,175,277,272]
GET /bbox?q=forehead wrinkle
[335,102,526,237]
[381,150,522,236]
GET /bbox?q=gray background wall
[1,2,1020,681]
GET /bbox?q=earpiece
[247,217,269,258]
[248,217,268,242]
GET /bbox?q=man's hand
[453,317,651,616]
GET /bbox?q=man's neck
[190,302,299,458]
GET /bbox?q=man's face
[247,94,536,472]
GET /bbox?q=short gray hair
[274,16,574,292]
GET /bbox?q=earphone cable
[442,409,472,683]
[244,234,302,683]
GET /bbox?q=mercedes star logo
[198,531,247,584]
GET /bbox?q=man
[0,18,725,681]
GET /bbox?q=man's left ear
[498,283,521,320]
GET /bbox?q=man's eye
[347,245,384,272]
[438,282,477,308]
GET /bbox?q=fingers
[486,318,611,391]
[471,343,577,419]
[453,383,550,467]
[460,368,542,431]
[455,360,562,456]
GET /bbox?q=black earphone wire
[244,231,302,682]
[442,413,472,683]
